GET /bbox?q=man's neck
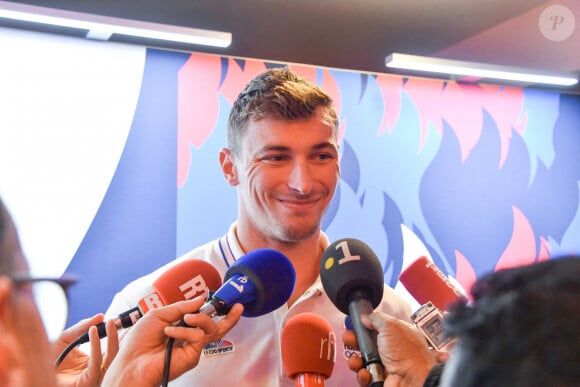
[234,226,324,306]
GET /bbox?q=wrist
[101,360,133,387]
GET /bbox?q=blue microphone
[164,249,295,385]
[199,248,296,317]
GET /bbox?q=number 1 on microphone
[336,240,361,265]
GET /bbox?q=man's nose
[287,159,313,194]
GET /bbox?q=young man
[105,67,412,386]
[0,196,242,387]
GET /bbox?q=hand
[54,314,119,387]
[342,312,438,387]
[102,296,243,387]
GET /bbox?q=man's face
[223,107,340,245]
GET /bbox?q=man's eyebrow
[312,142,338,150]
[256,142,338,155]
[256,145,291,154]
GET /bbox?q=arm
[101,296,243,387]
[343,312,438,387]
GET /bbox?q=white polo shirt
[105,222,412,386]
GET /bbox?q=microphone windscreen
[153,259,222,305]
[281,313,336,379]
[225,248,296,317]
[398,256,463,311]
[320,238,384,314]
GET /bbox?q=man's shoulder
[379,283,413,321]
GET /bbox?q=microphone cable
[160,290,224,387]
[55,337,83,367]
[161,336,175,387]
[54,323,108,367]
[161,319,190,387]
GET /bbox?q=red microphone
[79,259,222,344]
[281,313,336,387]
[54,259,223,367]
[398,256,464,311]
[399,256,464,351]
[139,259,222,313]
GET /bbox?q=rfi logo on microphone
[319,331,337,362]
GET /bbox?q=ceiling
[4,0,580,94]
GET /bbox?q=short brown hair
[226,67,338,155]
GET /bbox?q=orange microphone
[281,313,336,387]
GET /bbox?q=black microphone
[199,248,296,317]
[320,238,385,386]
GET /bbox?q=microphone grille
[320,238,384,314]
[399,256,463,311]
[225,248,296,317]
[281,313,336,379]
[153,259,222,304]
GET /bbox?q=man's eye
[314,153,336,161]
[263,155,287,162]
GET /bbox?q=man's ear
[219,148,239,186]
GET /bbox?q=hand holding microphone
[53,313,119,386]
[101,296,243,387]
[342,312,438,387]
[162,248,296,385]
[55,259,223,367]
[320,238,386,386]
[282,313,336,387]
[79,259,223,345]
[343,256,463,387]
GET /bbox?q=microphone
[78,259,222,344]
[398,256,464,351]
[398,256,465,311]
[199,248,296,318]
[320,238,385,387]
[281,313,336,387]
[160,248,296,386]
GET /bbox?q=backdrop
[1,28,578,325]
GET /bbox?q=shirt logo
[202,338,235,357]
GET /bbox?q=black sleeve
[423,363,445,387]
